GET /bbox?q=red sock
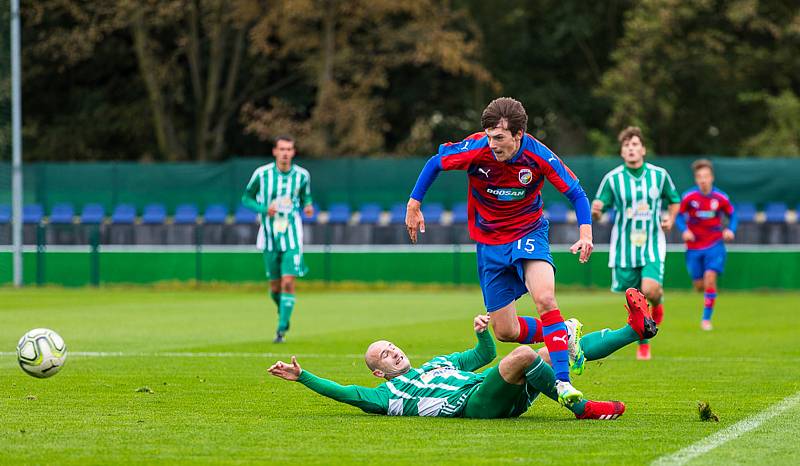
[515,317,544,344]
[652,303,664,326]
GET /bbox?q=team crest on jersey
[518,169,532,185]
[648,186,660,199]
[710,199,719,210]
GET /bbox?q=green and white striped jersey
[242,162,312,252]
[595,163,680,268]
[296,331,496,417]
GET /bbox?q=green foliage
[13,1,800,159]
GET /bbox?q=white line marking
[651,390,800,465]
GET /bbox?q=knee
[642,284,662,302]
[511,346,537,366]
[281,278,295,293]
[534,294,558,313]
[694,282,704,292]
[494,326,519,342]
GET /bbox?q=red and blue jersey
[410,132,588,245]
[677,187,737,250]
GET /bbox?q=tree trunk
[131,10,186,160]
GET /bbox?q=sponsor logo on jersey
[518,168,532,185]
[486,186,526,201]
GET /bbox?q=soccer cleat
[565,318,586,375]
[636,343,651,360]
[701,320,713,331]
[625,288,658,340]
[556,380,583,407]
[273,331,285,344]
[576,400,626,420]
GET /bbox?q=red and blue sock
[516,316,543,344]
[541,310,570,382]
[703,288,717,321]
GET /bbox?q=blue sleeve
[564,184,591,226]
[409,155,443,202]
[727,209,738,233]
[675,213,687,233]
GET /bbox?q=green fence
[2,248,798,290]
[2,157,799,212]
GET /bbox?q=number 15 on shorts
[516,238,535,253]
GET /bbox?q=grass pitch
[1,287,799,465]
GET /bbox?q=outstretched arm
[269,356,388,414]
[447,315,497,372]
[406,156,442,243]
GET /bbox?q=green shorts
[263,249,307,280]
[611,260,664,292]
[462,366,537,419]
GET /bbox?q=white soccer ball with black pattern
[17,328,67,378]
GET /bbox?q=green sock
[524,356,587,415]
[277,293,295,333]
[580,325,640,360]
[270,291,281,307]
[639,339,650,345]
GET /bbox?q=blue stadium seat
[358,203,382,225]
[173,204,199,225]
[49,203,75,225]
[764,202,787,223]
[203,204,228,224]
[111,204,137,224]
[80,203,105,224]
[546,202,569,223]
[142,203,167,225]
[234,204,257,224]
[23,204,43,224]
[735,203,757,223]
[302,203,319,224]
[422,203,444,224]
[0,204,11,224]
[389,203,407,224]
[452,202,469,224]
[327,203,351,224]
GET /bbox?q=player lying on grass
[268,289,657,420]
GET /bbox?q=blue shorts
[476,222,555,312]
[685,242,726,280]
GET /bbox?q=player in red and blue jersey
[405,98,618,408]
[676,159,737,331]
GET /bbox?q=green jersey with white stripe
[242,162,312,252]
[296,331,496,417]
[595,163,680,268]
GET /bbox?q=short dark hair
[618,126,644,146]
[692,158,713,173]
[481,97,528,135]
[273,135,295,148]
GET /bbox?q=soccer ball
[16,328,67,378]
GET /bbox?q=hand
[268,356,302,381]
[682,230,696,242]
[722,229,735,242]
[303,204,315,218]
[661,215,674,232]
[570,224,594,263]
[267,202,277,217]
[474,314,490,333]
[591,200,604,221]
[405,199,425,244]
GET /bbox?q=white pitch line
[651,390,800,466]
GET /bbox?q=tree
[241,0,495,156]
[599,0,800,155]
